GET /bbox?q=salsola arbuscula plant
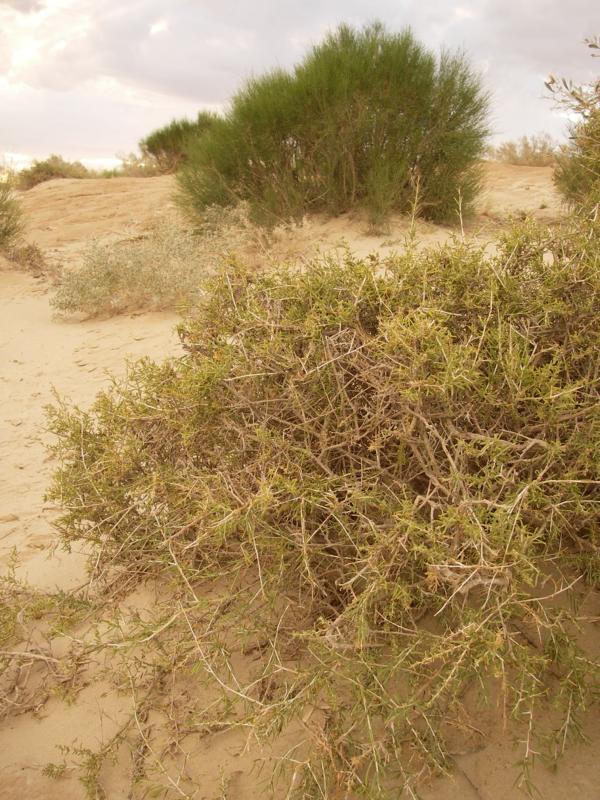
[47,209,600,797]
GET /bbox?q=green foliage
[178,22,489,227]
[17,154,91,189]
[140,111,219,173]
[51,209,257,317]
[550,38,600,208]
[0,180,23,249]
[48,211,600,794]
[489,133,558,166]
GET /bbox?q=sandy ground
[16,162,563,267]
[1,164,598,799]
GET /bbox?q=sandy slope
[1,165,598,800]
[16,162,563,266]
[19,175,176,263]
[0,272,179,591]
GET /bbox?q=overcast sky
[1,0,597,167]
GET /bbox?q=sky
[1,0,598,168]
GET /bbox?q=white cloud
[454,6,476,20]
[0,0,598,160]
[149,18,168,36]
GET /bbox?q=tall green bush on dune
[140,111,219,173]
[179,23,489,226]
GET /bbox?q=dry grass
[51,207,267,317]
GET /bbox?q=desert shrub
[47,210,600,795]
[51,209,256,317]
[113,152,163,177]
[0,180,23,249]
[489,133,557,166]
[551,38,600,208]
[17,154,90,190]
[94,153,163,179]
[179,22,489,227]
[5,242,48,275]
[140,111,218,173]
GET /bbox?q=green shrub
[51,209,256,317]
[550,38,600,208]
[140,111,218,173]
[17,154,90,190]
[488,133,557,166]
[0,180,23,249]
[48,211,600,795]
[178,22,489,227]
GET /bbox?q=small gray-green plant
[51,208,259,317]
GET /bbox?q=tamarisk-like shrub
[488,133,558,166]
[0,180,22,249]
[550,38,600,209]
[17,154,90,189]
[140,111,219,173]
[48,213,599,795]
[179,23,489,227]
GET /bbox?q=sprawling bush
[179,23,489,227]
[48,209,599,795]
[488,133,557,166]
[551,38,600,208]
[17,154,91,189]
[0,180,23,249]
[140,111,218,173]
[51,209,258,317]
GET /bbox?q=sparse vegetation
[16,152,163,190]
[51,209,261,317]
[140,111,218,173]
[45,207,600,796]
[0,180,23,250]
[98,152,162,178]
[550,38,600,209]
[179,22,489,227]
[6,241,49,275]
[17,154,91,189]
[488,133,558,166]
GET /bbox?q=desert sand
[1,164,598,799]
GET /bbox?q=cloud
[0,0,597,160]
[3,0,44,11]
[149,18,168,36]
